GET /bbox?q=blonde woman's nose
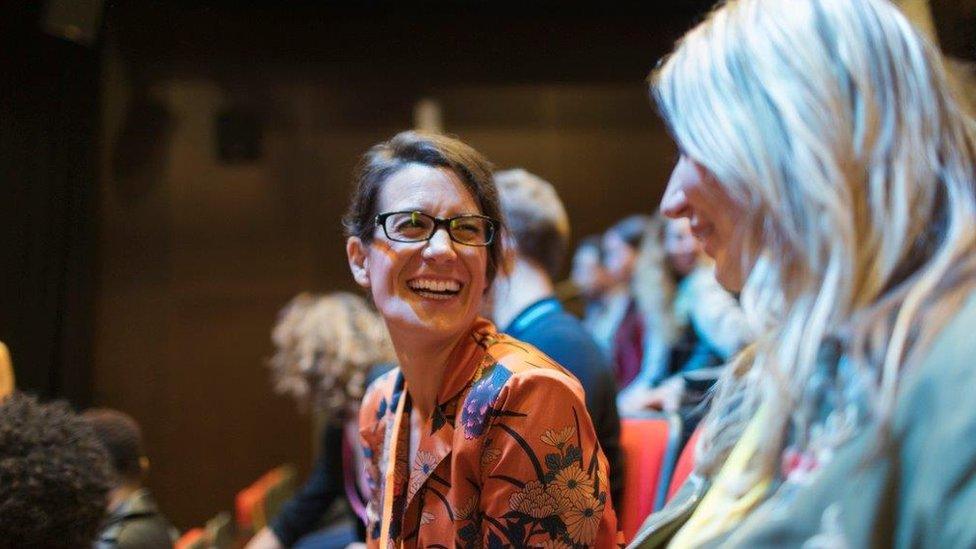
[660,180,689,219]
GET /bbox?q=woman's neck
[389,328,467,419]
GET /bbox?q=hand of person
[245,527,285,549]
[617,378,686,415]
[640,382,684,413]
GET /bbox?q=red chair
[174,528,206,549]
[666,426,702,503]
[235,465,293,535]
[617,412,682,543]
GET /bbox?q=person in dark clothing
[269,423,364,547]
[248,293,395,549]
[83,408,176,549]
[268,362,395,548]
[489,168,624,506]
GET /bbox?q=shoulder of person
[896,290,976,427]
[116,515,175,549]
[480,337,586,403]
[358,367,401,430]
[487,336,576,380]
[362,366,400,402]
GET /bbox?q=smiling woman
[342,131,622,548]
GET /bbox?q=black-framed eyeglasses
[374,211,497,246]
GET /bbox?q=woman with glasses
[631,0,976,546]
[344,131,619,548]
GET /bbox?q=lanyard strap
[341,432,367,525]
[507,298,561,335]
[379,386,409,548]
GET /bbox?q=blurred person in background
[0,392,112,549]
[346,131,619,547]
[85,408,177,549]
[586,214,652,388]
[247,292,395,549]
[489,167,623,507]
[617,214,750,419]
[566,234,612,319]
[632,0,976,545]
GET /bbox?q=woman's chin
[385,302,475,340]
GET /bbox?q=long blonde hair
[268,292,395,423]
[652,0,976,480]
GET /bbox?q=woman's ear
[346,237,371,288]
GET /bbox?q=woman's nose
[661,171,690,219]
[422,227,458,262]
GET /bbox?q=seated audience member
[586,214,652,387]
[346,131,619,547]
[0,392,112,549]
[490,168,623,506]
[566,234,612,318]
[84,408,177,549]
[617,214,750,417]
[247,292,395,549]
[632,0,976,546]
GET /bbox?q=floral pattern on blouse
[358,318,622,548]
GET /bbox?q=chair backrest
[235,465,293,534]
[174,528,206,549]
[262,464,298,528]
[205,511,235,549]
[617,412,682,543]
[666,426,702,503]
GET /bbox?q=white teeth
[408,278,461,294]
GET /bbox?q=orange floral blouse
[358,318,622,548]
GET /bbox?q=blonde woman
[632,0,976,546]
[618,215,750,416]
[248,292,395,549]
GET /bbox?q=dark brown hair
[0,392,111,549]
[82,408,145,482]
[607,214,652,249]
[342,131,505,285]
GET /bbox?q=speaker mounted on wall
[43,0,105,47]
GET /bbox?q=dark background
[2,0,973,531]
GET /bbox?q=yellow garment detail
[669,404,772,548]
[0,342,13,398]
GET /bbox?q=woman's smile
[406,276,464,300]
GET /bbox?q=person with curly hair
[0,391,112,549]
[247,292,396,549]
